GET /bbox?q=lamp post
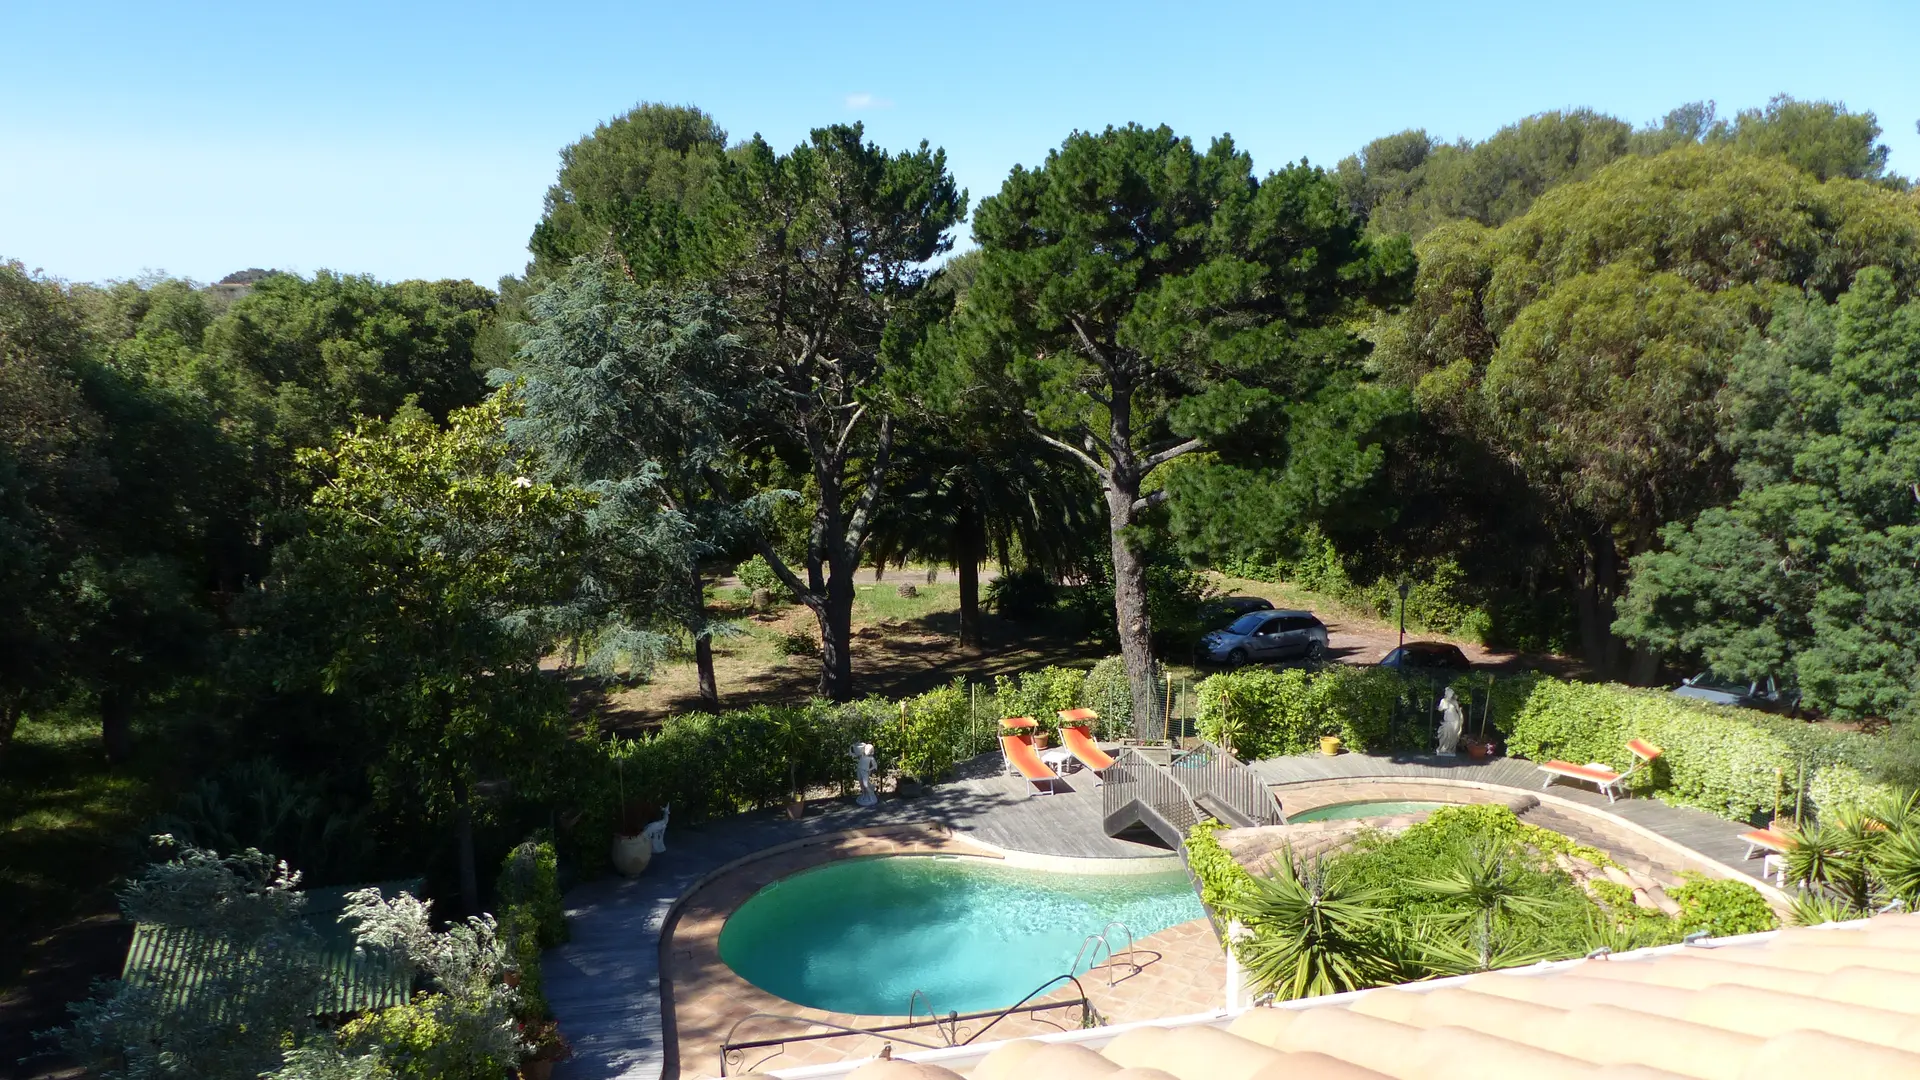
[1397,580,1411,649]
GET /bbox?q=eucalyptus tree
[508,252,766,708]
[1376,145,1920,676]
[960,124,1410,721]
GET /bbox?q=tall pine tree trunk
[1106,481,1157,739]
[691,570,719,711]
[815,559,858,701]
[100,688,133,764]
[954,494,981,647]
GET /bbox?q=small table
[1040,747,1079,774]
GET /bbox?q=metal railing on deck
[1170,740,1286,827]
[1101,748,1202,843]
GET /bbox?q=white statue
[851,742,878,807]
[1436,687,1466,757]
[642,803,671,853]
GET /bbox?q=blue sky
[3,1,1915,287]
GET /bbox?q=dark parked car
[1671,673,1802,715]
[1202,610,1328,665]
[1199,595,1275,632]
[1378,641,1472,673]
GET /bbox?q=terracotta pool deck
[545,749,1775,1080]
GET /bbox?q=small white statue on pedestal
[1436,687,1466,757]
[642,803,671,853]
[851,742,878,806]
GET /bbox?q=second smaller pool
[1288,799,1450,822]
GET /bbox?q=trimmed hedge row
[1194,666,1531,757]
[1505,677,1890,823]
[1192,665,1889,827]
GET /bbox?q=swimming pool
[1286,799,1451,822]
[717,855,1203,1016]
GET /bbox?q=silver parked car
[1202,610,1328,665]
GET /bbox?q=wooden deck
[549,748,1773,1080]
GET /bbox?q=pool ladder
[1071,921,1138,988]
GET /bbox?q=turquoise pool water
[717,855,1203,1016]
[1287,799,1451,822]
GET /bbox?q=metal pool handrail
[1070,920,1138,987]
[717,974,1094,1075]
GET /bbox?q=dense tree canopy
[1616,270,1920,719]
[959,123,1412,721]
[1370,145,1920,676]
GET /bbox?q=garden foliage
[1185,805,1776,1002]
[1505,677,1889,821]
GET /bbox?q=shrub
[1195,665,1426,757]
[1185,821,1255,915]
[736,555,781,593]
[775,627,819,657]
[1080,656,1136,740]
[983,568,1056,621]
[889,681,971,781]
[496,841,566,948]
[1506,677,1883,822]
[992,666,1087,736]
[1667,873,1778,938]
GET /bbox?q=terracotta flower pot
[786,800,806,820]
[1466,739,1494,760]
[611,833,652,876]
[521,1059,555,1080]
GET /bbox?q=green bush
[775,627,819,657]
[736,555,781,593]
[496,841,566,948]
[890,681,971,781]
[1505,677,1886,822]
[983,568,1056,621]
[992,666,1087,736]
[1185,821,1255,914]
[1080,656,1136,740]
[1195,665,1427,756]
[1667,873,1779,938]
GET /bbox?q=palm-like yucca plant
[1874,825,1920,909]
[1223,850,1403,1000]
[1784,808,1880,910]
[1405,838,1554,944]
[1788,887,1864,927]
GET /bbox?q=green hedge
[991,666,1087,737]
[1505,677,1889,823]
[1185,820,1255,914]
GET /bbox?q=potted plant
[518,1019,573,1080]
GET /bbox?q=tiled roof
[759,913,1920,1079]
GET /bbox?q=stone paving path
[549,750,1772,1080]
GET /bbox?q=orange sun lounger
[1000,733,1062,796]
[1537,738,1662,803]
[1057,709,1116,781]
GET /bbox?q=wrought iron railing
[1168,741,1286,827]
[718,974,1093,1075]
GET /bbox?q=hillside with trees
[4,91,1920,1077]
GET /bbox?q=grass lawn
[0,709,169,988]
[597,571,1122,727]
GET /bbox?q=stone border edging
[1268,775,1791,905]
